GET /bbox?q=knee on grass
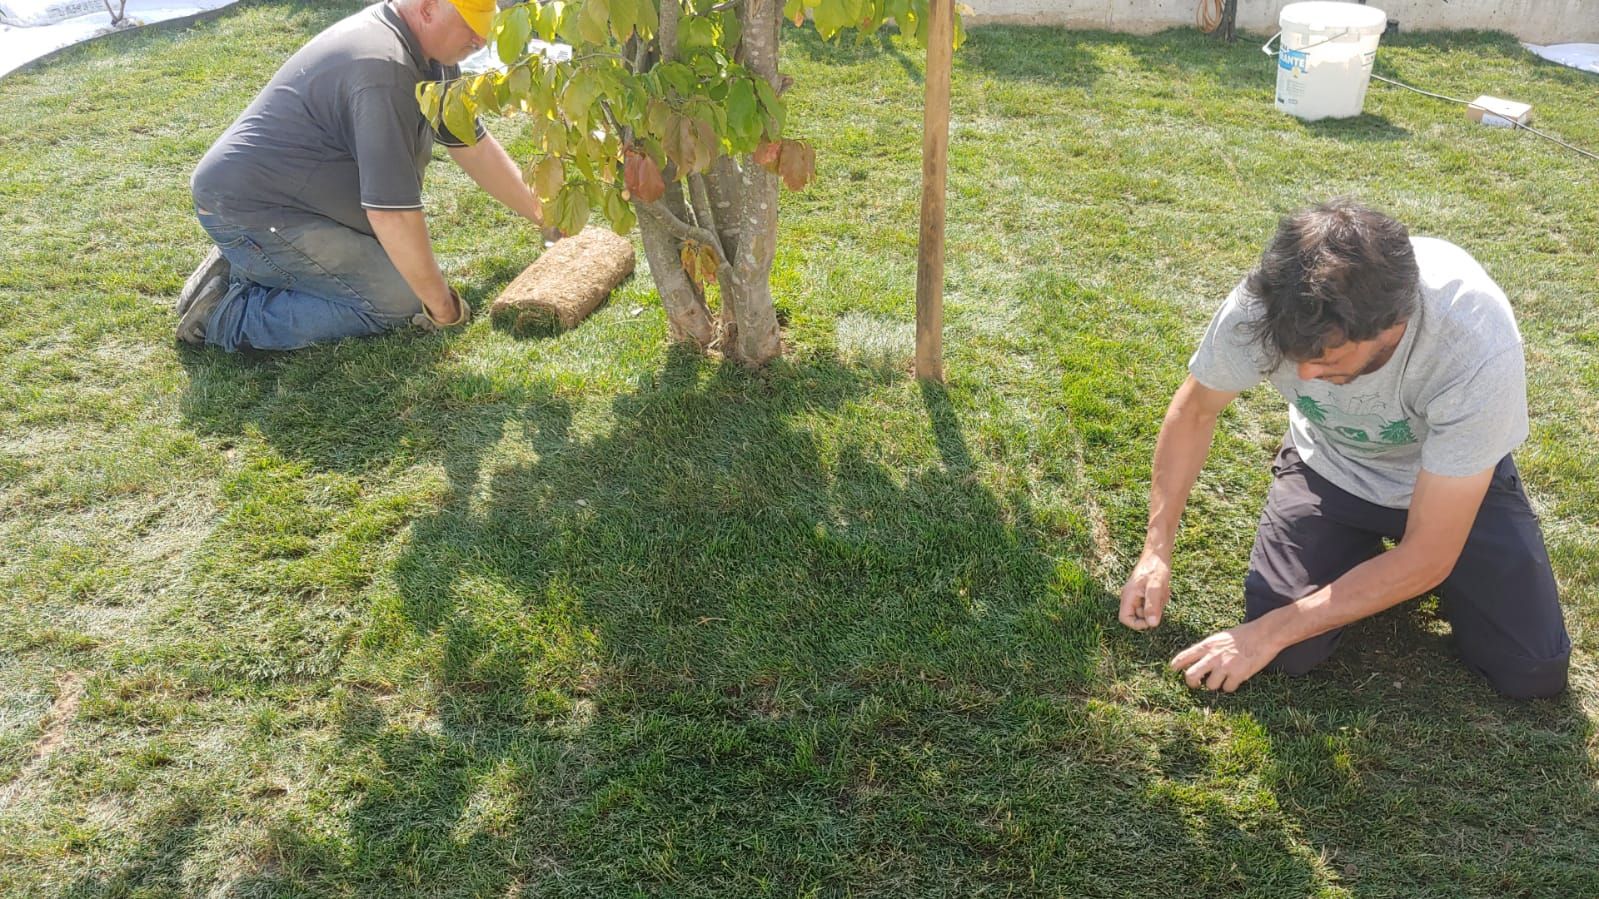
[1468,649,1570,700]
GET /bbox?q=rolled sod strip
[490,227,637,335]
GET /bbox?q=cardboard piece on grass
[490,227,636,336]
[1467,95,1533,128]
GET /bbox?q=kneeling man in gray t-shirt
[1119,198,1569,699]
[175,0,541,351]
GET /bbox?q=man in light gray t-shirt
[1118,199,1569,699]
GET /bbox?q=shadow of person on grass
[147,341,1350,895]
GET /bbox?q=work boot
[175,246,230,317]
[175,274,229,345]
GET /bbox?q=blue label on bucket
[1280,48,1308,73]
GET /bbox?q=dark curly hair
[1243,198,1419,367]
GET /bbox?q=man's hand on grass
[1170,619,1279,693]
[414,287,471,332]
[1119,550,1172,630]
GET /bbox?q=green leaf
[677,15,717,54]
[639,136,666,167]
[608,191,637,235]
[903,0,928,44]
[560,69,603,132]
[664,113,716,174]
[443,82,479,146]
[635,0,658,38]
[533,0,561,41]
[507,62,533,108]
[691,52,722,79]
[783,0,804,25]
[545,122,569,155]
[617,76,648,124]
[534,58,559,110]
[572,136,600,180]
[752,75,784,138]
[416,81,442,127]
[578,0,610,44]
[610,0,637,42]
[812,0,849,39]
[532,156,565,201]
[689,115,718,172]
[557,1,586,43]
[472,73,500,115]
[725,76,759,149]
[644,98,674,140]
[498,4,532,66]
[656,62,697,98]
[719,8,742,53]
[554,184,592,235]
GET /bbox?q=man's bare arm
[365,208,462,324]
[1172,464,1496,691]
[447,134,544,225]
[1120,376,1239,630]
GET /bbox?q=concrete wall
[965,0,1599,44]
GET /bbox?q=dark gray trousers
[1245,444,1571,699]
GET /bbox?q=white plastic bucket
[1264,2,1388,121]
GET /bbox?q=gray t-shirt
[190,2,483,235]
[1189,237,1528,508]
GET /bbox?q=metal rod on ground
[915,0,953,383]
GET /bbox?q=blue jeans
[194,208,423,352]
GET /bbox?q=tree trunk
[636,0,714,349]
[636,182,714,347]
[718,0,783,366]
[630,0,784,365]
[702,156,746,342]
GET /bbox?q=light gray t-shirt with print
[1189,237,1528,509]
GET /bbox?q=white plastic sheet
[0,0,239,79]
[1521,42,1599,75]
[0,1,104,27]
[459,38,572,75]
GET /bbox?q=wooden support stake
[914,0,953,382]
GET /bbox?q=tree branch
[687,174,719,238]
[660,0,681,64]
[631,34,650,73]
[638,199,739,288]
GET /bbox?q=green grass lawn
[2,3,1596,895]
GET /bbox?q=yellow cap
[446,0,496,38]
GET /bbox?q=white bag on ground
[1522,43,1599,75]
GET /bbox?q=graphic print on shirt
[1293,391,1417,452]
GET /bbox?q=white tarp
[459,39,572,75]
[1521,42,1599,75]
[1,0,239,79]
[0,1,104,27]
